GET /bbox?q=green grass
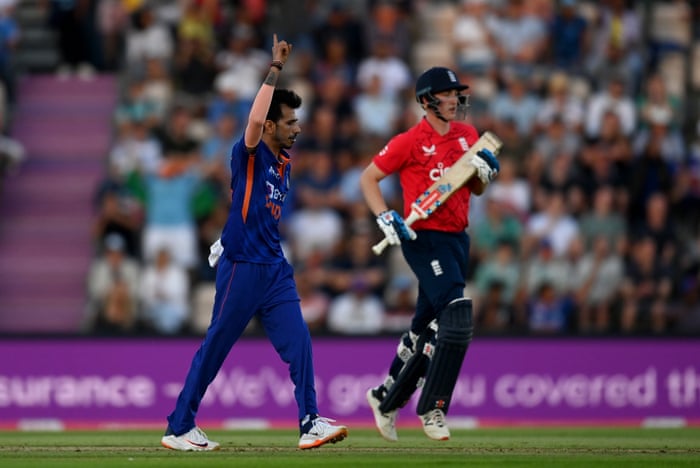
[0,427,698,467]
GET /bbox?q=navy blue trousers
[401,230,470,334]
[167,257,318,435]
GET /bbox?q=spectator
[353,73,401,138]
[523,190,580,258]
[571,234,624,334]
[322,230,387,299]
[527,282,574,334]
[286,181,344,264]
[625,135,674,226]
[584,75,636,138]
[109,110,163,178]
[470,195,523,262]
[173,36,217,101]
[486,0,548,78]
[140,159,205,270]
[632,108,686,169]
[312,2,366,66]
[356,38,412,101]
[631,192,679,270]
[292,148,343,212]
[153,105,201,162]
[547,0,589,73]
[364,1,412,62]
[199,112,237,194]
[531,118,582,188]
[95,0,128,71]
[312,75,359,143]
[91,185,143,260]
[208,72,251,128]
[620,235,673,334]
[521,238,573,299]
[0,1,19,109]
[114,77,161,132]
[84,233,141,334]
[311,34,355,90]
[0,109,24,181]
[576,124,627,203]
[534,72,585,133]
[177,0,216,50]
[124,4,175,73]
[473,239,521,310]
[636,73,683,132]
[487,156,531,221]
[578,185,627,254]
[45,0,98,79]
[475,279,514,334]
[214,23,269,105]
[295,266,330,333]
[140,57,175,123]
[140,247,191,335]
[489,75,541,138]
[383,274,416,333]
[585,0,643,87]
[451,0,496,75]
[327,278,385,335]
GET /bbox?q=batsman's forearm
[360,164,389,215]
[244,67,280,148]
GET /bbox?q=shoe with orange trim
[298,415,348,449]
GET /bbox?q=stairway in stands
[0,75,117,334]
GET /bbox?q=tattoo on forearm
[264,70,277,86]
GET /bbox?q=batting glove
[376,210,417,246]
[470,148,500,185]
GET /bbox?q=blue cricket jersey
[220,138,291,264]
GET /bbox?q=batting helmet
[415,67,469,103]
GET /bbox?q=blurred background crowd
[1,0,699,338]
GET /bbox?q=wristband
[270,60,283,71]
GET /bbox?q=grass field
[0,427,699,467]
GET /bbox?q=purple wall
[1,338,698,428]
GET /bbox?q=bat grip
[371,211,423,256]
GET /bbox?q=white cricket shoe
[298,416,348,449]
[366,388,398,442]
[420,409,450,441]
[161,426,221,451]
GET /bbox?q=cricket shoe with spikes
[161,426,221,451]
[366,387,398,441]
[298,415,348,449]
[420,409,450,441]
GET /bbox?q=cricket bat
[372,131,503,255]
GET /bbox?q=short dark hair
[266,89,302,123]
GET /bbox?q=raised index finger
[273,33,278,48]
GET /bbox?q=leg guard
[379,321,438,413]
[416,298,473,415]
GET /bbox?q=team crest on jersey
[458,137,469,152]
[422,145,436,156]
[268,166,281,179]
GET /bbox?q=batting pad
[416,298,473,415]
[379,324,437,413]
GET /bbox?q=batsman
[359,66,500,441]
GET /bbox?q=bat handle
[372,237,390,255]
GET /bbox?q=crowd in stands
[0,0,23,199]
[71,0,700,337]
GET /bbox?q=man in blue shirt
[161,34,348,451]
